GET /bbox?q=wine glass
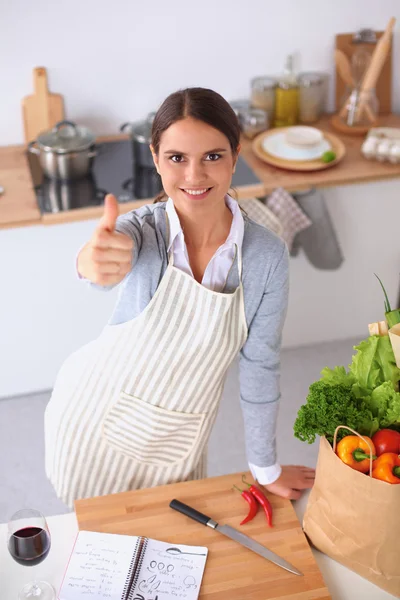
[7,508,55,599]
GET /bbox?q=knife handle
[169,499,217,528]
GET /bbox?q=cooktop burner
[27,139,261,214]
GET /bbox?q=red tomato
[372,429,400,456]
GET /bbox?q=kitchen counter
[0,134,265,231]
[240,114,400,194]
[2,115,400,231]
[0,490,397,599]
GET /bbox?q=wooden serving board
[22,67,65,143]
[252,129,346,172]
[75,472,331,599]
[335,31,392,114]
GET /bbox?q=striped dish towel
[239,197,283,237]
[265,187,312,251]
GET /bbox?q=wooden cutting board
[75,472,331,599]
[22,67,65,143]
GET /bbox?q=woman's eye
[206,153,221,161]
[170,155,184,163]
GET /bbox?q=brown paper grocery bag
[303,435,400,597]
[389,322,400,367]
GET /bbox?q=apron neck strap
[165,211,175,267]
[236,244,243,281]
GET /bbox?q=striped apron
[44,244,248,508]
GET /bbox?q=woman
[44,87,314,508]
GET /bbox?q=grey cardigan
[102,201,289,469]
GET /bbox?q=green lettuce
[349,335,400,392]
[294,334,400,443]
[320,366,356,386]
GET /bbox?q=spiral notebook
[58,530,208,600]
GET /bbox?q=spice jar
[239,108,269,139]
[298,72,327,123]
[250,77,277,121]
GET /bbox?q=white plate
[261,131,331,161]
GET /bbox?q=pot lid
[122,112,156,143]
[36,121,96,153]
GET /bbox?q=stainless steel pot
[28,120,97,180]
[120,112,155,168]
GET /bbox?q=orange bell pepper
[336,435,376,473]
[372,452,400,484]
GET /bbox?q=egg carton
[361,127,400,163]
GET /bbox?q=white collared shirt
[165,195,282,485]
[166,195,243,292]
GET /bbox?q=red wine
[8,527,50,566]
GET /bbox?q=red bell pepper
[371,429,400,457]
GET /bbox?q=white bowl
[285,126,324,147]
[261,130,331,161]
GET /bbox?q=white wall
[1,0,400,397]
[1,0,399,144]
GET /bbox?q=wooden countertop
[1,115,400,230]
[0,134,264,230]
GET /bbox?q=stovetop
[27,139,261,214]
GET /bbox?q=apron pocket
[102,392,206,466]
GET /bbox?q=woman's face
[151,117,239,210]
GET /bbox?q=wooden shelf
[240,114,400,195]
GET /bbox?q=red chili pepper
[242,474,273,527]
[233,485,258,525]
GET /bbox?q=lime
[321,150,337,163]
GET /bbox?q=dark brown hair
[151,87,241,203]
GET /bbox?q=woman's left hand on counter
[263,465,315,500]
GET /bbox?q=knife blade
[169,499,303,576]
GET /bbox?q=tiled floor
[0,337,358,522]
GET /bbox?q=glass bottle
[274,55,299,128]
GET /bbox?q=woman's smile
[180,187,213,200]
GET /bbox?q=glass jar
[229,99,251,119]
[298,72,328,123]
[339,86,379,127]
[250,77,277,121]
[239,108,269,139]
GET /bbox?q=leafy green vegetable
[374,273,391,313]
[349,335,400,392]
[368,382,400,428]
[294,335,400,444]
[320,366,356,386]
[374,273,400,328]
[293,381,378,444]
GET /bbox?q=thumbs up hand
[77,194,134,285]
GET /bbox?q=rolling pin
[356,16,396,120]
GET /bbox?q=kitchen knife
[169,499,303,576]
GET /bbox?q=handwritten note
[58,531,208,600]
[59,531,139,600]
[129,539,208,600]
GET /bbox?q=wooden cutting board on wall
[75,472,331,599]
[22,67,65,143]
[335,31,392,114]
